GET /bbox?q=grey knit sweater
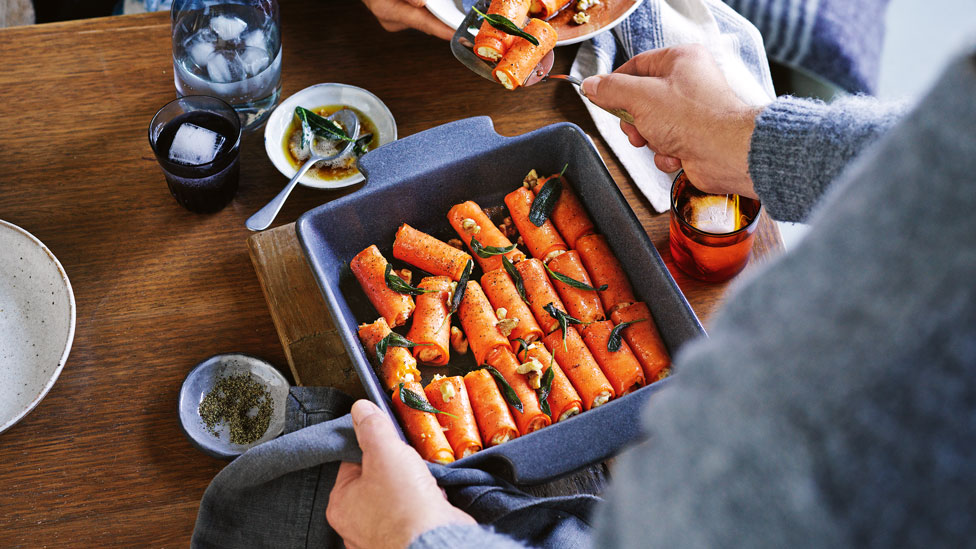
[412,50,976,548]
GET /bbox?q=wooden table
[0,2,782,545]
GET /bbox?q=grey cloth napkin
[191,387,599,548]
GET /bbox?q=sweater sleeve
[748,95,907,222]
[409,524,528,549]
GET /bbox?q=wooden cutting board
[247,223,366,399]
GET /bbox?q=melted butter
[282,105,380,181]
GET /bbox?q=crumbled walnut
[496,317,519,337]
[522,169,540,190]
[516,358,544,389]
[447,238,465,250]
[461,218,481,234]
[495,307,507,319]
[572,11,590,24]
[439,380,456,402]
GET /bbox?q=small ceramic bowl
[264,83,397,189]
[178,353,290,460]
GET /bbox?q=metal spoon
[245,109,360,232]
[450,1,634,124]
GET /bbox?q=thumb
[582,72,665,114]
[351,399,403,459]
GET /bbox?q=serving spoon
[450,1,634,124]
[246,109,360,232]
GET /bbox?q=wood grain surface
[0,2,781,545]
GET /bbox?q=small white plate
[0,220,76,434]
[264,83,397,190]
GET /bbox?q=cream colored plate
[0,220,75,434]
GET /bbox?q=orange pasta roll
[515,341,582,422]
[486,347,551,434]
[406,276,452,366]
[529,174,595,248]
[581,321,645,396]
[515,257,567,334]
[542,326,614,410]
[392,380,455,464]
[350,245,415,328]
[448,200,525,273]
[529,0,572,19]
[480,269,543,343]
[474,0,531,61]
[392,223,473,281]
[504,187,567,263]
[576,234,637,314]
[464,369,520,446]
[425,376,483,459]
[611,302,672,382]
[358,317,422,391]
[458,281,511,366]
[492,19,558,90]
[546,250,606,324]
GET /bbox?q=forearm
[410,524,528,549]
[749,95,907,222]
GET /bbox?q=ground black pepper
[199,373,273,445]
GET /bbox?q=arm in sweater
[749,95,907,222]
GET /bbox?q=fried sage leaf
[502,256,528,303]
[470,236,517,258]
[398,383,457,418]
[528,164,567,226]
[513,337,531,360]
[384,264,436,296]
[607,318,647,352]
[353,133,374,156]
[376,332,430,364]
[295,107,355,143]
[544,302,582,351]
[483,365,523,413]
[545,263,608,292]
[447,259,474,316]
[537,363,555,416]
[471,7,540,46]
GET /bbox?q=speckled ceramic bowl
[0,220,76,434]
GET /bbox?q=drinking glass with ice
[171,0,281,132]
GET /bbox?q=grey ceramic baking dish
[297,116,704,485]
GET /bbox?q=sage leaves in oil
[545,263,607,292]
[544,302,581,351]
[376,332,430,364]
[384,264,436,296]
[398,383,457,418]
[447,259,474,316]
[529,164,567,226]
[353,133,374,156]
[470,236,517,258]
[295,107,355,143]
[483,365,523,413]
[607,318,647,352]
[471,7,540,46]
[502,256,528,303]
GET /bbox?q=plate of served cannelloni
[297,116,703,484]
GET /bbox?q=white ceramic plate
[0,220,76,434]
[426,0,643,46]
[264,83,397,190]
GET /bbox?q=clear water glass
[171,0,281,132]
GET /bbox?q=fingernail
[582,76,601,97]
[351,399,378,427]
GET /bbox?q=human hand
[582,45,765,198]
[361,0,454,41]
[327,400,476,548]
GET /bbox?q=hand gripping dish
[297,117,704,484]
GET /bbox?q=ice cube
[243,29,266,49]
[168,123,226,166]
[206,50,245,83]
[239,46,270,76]
[210,15,247,41]
[685,195,738,233]
[186,37,215,70]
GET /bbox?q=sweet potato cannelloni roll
[392,380,455,464]
[486,347,551,434]
[529,0,572,20]
[406,276,452,366]
[458,281,511,367]
[350,244,415,328]
[505,187,567,263]
[581,321,645,396]
[425,376,483,459]
[448,200,525,273]
[515,257,568,334]
[528,174,595,249]
[474,0,531,62]
[492,19,558,90]
[358,317,421,391]
[542,326,614,410]
[514,341,582,422]
[575,234,637,315]
[481,268,544,343]
[464,368,520,446]
[546,250,606,324]
[392,223,473,281]
[611,302,672,382]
